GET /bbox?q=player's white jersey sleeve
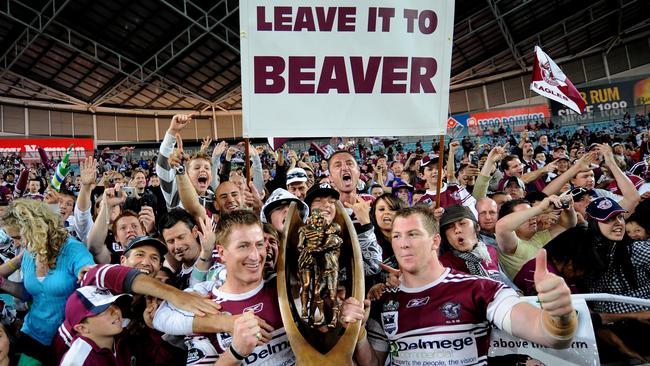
[152,280,213,335]
[485,286,524,334]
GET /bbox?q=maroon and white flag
[267,137,290,151]
[530,46,586,114]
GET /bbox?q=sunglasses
[569,187,595,200]
[568,187,588,197]
[287,171,307,180]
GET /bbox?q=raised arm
[76,157,96,213]
[509,250,577,348]
[194,215,216,273]
[521,160,556,184]
[249,145,265,198]
[598,143,641,213]
[542,152,597,195]
[495,196,561,254]
[210,141,227,190]
[446,141,460,183]
[548,196,577,239]
[171,133,207,222]
[86,186,125,264]
[74,156,97,242]
[156,114,194,209]
[287,150,298,170]
[473,145,507,199]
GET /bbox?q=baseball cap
[125,236,168,257]
[439,205,477,228]
[392,179,414,192]
[286,168,308,185]
[304,183,340,207]
[585,197,626,222]
[557,154,570,161]
[261,188,309,223]
[419,154,439,169]
[587,143,599,151]
[65,286,132,329]
[505,176,526,190]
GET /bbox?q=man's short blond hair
[394,205,440,236]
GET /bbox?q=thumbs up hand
[534,249,578,340]
[534,249,573,318]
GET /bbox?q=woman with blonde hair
[0,199,94,364]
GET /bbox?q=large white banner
[489,297,600,365]
[239,1,455,137]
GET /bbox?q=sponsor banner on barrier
[550,74,650,124]
[447,115,469,139]
[488,297,600,366]
[455,105,550,136]
[239,0,455,137]
[0,137,94,161]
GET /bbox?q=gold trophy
[278,202,365,365]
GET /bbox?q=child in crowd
[59,286,132,366]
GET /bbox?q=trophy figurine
[297,210,343,328]
[278,202,365,365]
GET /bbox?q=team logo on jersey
[216,332,233,350]
[186,347,205,364]
[383,299,399,312]
[421,198,433,207]
[450,190,461,200]
[406,296,430,308]
[441,302,461,320]
[185,337,212,364]
[382,311,398,336]
[244,302,264,313]
[112,242,124,253]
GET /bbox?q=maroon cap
[586,197,626,222]
[420,154,440,168]
[65,286,132,330]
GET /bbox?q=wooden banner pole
[245,138,252,185]
[435,135,445,209]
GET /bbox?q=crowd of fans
[0,113,648,365]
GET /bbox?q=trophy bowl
[277,201,365,365]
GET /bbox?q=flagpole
[435,135,445,209]
[245,138,251,185]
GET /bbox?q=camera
[122,186,137,198]
[469,152,478,166]
[559,195,571,209]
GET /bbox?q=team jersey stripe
[391,322,491,340]
[393,326,491,342]
[60,338,93,366]
[57,325,73,346]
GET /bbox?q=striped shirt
[59,334,133,366]
[368,268,522,366]
[153,277,295,366]
[156,132,214,211]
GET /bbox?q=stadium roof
[0,0,648,112]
